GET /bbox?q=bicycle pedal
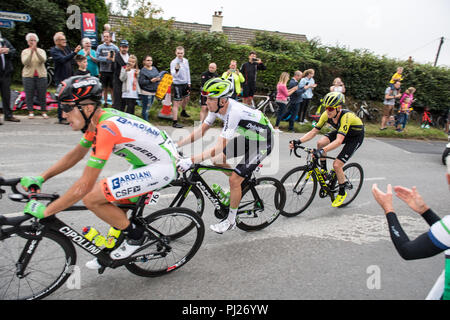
[97,266,106,275]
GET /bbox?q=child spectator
[421,107,433,129]
[389,67,404,89]
[119,54,140,115]
[74,55,90,76]
[395,97,410,132]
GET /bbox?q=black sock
[124,222,144,240]
[339,183,346,196]
[320,160,327,171]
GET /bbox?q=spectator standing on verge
[170,46,191,128]
[79,38,99,77]
[221,60,244,100]
[240,51,266,106]
[112,40,129,111]
[21,33,48,119]
[274,72,299,133]
[380,81,402,130]
[96,31,119,107]
[0,33,19,124]
[330,77,346,93]
[284,71,311,133]
[200,62,218,123]
[119,54,140,115]
[298,69,317,124]
[138,55,160,121]
[50,32,81,124]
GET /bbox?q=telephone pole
[434,36,444,67]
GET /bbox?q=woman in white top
[119,54,140,116]
[330,77,346,93]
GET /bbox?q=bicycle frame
[1,187,168,275]
[175,164,260,219]
[291,146,337,201]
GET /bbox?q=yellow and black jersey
[314,109,364,137]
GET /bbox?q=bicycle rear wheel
[339,162,364,207]
[236,177,285,231]
[125,207,204,277]
[263,101,278,118]
[280,166,317,217]
[0,229,76,300]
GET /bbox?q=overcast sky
[112,0,450,67]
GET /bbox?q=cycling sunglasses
[326,107,337,112]
[61,102,92,113]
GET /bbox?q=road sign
[0,11,31,23]
[0,19,15,28]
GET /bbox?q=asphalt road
[0,116,448,302]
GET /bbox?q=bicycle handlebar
[289,143,336,160]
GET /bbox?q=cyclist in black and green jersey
[176,78,274,233]
[289,92,364,207]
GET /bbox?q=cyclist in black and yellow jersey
[289,92,364,207]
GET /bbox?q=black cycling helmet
[56,76,103,133]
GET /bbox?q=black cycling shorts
[172,83,190,101]
[325,131,364,164]
[223,135,273,178]
[100,72,114,89]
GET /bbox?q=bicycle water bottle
[212,184,230,206]
[105,226,121,249]
[82,226,106,247]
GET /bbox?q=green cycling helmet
[201,78,233,98]
[322,92,345,108]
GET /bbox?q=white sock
[228,207,238,223]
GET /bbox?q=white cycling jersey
[204,99,273,141]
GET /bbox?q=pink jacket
[399,93,414,108]
[276,83,289,101]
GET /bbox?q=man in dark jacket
[112,40,129,111]
[240,51,266,106]
[50,32,81,124]
[0,34,20,123]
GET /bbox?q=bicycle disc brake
[319,188,328,198]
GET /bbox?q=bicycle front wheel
[125,207,205,277]
[0,229,76,300]
[280,166,317,217]
[339,162,364,207]
[236,177,286,231]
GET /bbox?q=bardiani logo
[111,170,152,190]
[116,117,160,137]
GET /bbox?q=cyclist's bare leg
[332,159,346,185]
[229,172,245,209]
[82,182,130,230]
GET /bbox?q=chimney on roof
[210,11,223,33]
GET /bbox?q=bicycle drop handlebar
[289,142,336,161]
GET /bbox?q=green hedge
[116,12,450,114]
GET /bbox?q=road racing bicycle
[145,163,286,231]
[0,177,204,300]
[280,144,364,217]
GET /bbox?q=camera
[109,51,114,58]
[252,58,258,62]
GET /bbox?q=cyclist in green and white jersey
[176,78,274,233]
